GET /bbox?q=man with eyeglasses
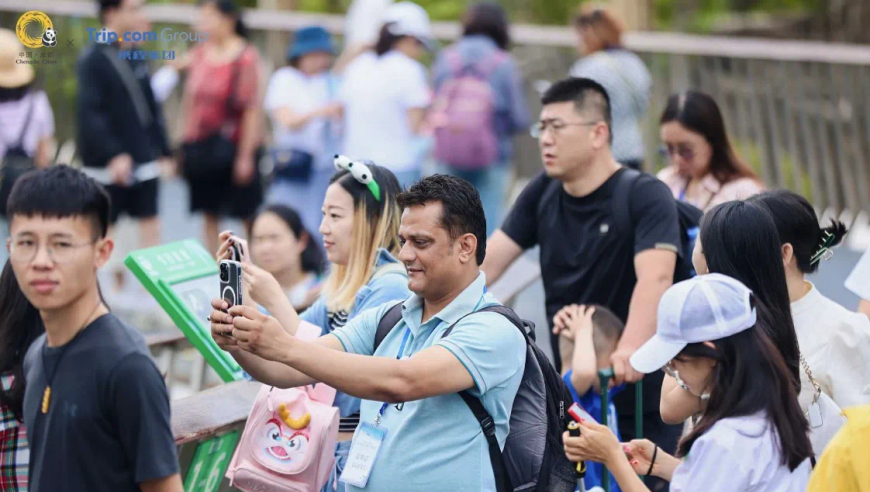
[482,77,683,479]
[8,166,182,492]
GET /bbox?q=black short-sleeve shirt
[502,168,680,326]
[23,313,179,492]
[502,169,681,422]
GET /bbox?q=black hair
[97,0,123,23]
[541,77,613,144]
[463,2,510,51]
[699,200,801,390]
[660,91,757,184]
[375,23,404,56]
[198,0,249,38]
[748,190,848,275]
[248,204,326,275]
[397,174,487,265]
[676,298,813,470]
[6,165,111,240]
[589,304,624,356]
[0,260,44,421]
[330,161,402,250]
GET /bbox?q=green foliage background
[0,0,826,145]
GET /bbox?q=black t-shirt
[23,313,179,492]
[502,168,680,325]
[502,169,680,420]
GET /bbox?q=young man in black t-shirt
[482,78,682,468]
[8,166,181,492]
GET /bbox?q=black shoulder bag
[1,95,38,216]
[182,50,244,182]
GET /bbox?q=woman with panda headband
[213,155,408,492]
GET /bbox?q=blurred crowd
[1,1,870,492]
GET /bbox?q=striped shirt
[0,374,28,492]
[570,49,651,163]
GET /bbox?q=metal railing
[3,0,869,219]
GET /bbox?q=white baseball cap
[630,273,758,374]
[383,2,436,51]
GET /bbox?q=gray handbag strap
[101,47,153,128]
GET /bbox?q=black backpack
[611,168,702,282]
[1,95,37,216]
[374,303,577,492]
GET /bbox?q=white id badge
[808,401,823,428]
[339,422,388,488]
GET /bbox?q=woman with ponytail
[181,0,264,255]
[748,190,870,412]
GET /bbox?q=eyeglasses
[659,145,696,162]
[9,238,97,265]
[530,120,599,138]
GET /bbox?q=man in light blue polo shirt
[210,175,526,492]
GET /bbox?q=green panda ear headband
[334,155,381,202]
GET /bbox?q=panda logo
[41,27,57,47]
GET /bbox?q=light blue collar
[401,271,488,336]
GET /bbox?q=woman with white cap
[338,2,435,187]
[562,274,813,492]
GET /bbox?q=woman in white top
[338,2,433,187]
[563,274,813,492]
[0,29,55,262]
[748,190,870,411]
[264,26,342,242]
[0,29,55,170]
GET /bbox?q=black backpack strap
[458,391,513,492]
[15,94,36,149]
[611,167,642,237]
[372,302,404,353]
[441,304,529,492]
[441,304,533,341]
[2,93,35,150]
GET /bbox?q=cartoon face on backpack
[253,404,310,467]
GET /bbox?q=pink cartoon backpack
[227,384,339,492]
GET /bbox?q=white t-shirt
[671,413,811,492]
[0,91,54,159]
[792,282,870,410]
[264,67,337,169]
[339,51,431,172]
[845,247,870,301]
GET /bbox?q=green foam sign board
[183,430,240,492]
[125,240,243,383]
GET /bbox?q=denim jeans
[321,440,351,492]
[433,163,509,237]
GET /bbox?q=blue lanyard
[373,283,487,424]
[376,328,411,423]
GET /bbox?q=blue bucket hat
[287,26,336,62]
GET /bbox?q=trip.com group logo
[16,11,56,49]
